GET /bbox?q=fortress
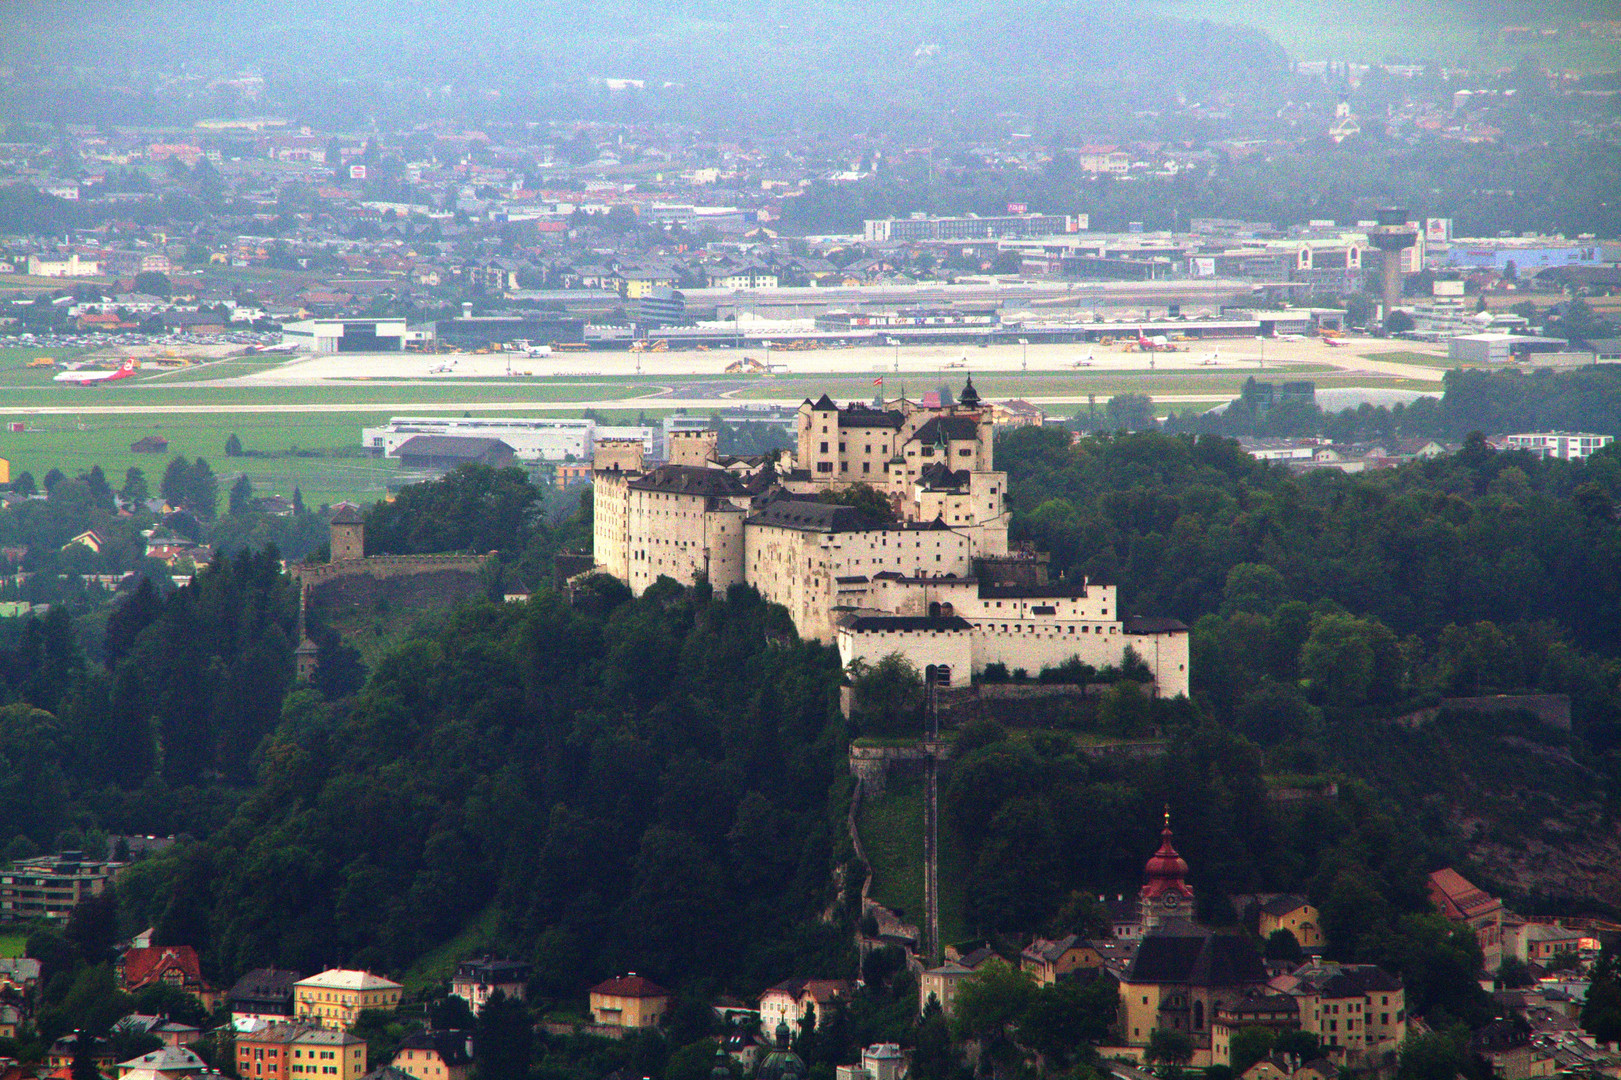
[291,506,493,678]
[591,380,1189,695]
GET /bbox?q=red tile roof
[1427,868,1501,919]
[120,945,205,990]
[588,975,670,999]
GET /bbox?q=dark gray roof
[839,404,904,429]
[1124,616,1190,634]
[330,505,364,525]
[1124,931,1268,988]
[810,394,837,411]
[1322,966,1404,996]
[910,416,979,444]
[979,582,1089,599]
[838,614,974,632]
[627,464,748,497]
[398,1032,473,1067]
[916,463,970,490]
[395,435,514,459]
[227,967,304,1001]
[748,499,873,533]
[1260,894,1310,917]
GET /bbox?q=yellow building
[588,974,670,1029]
[1258,896,1323,950]
[390,1032,472,1080]
[293,970,402,1030]
[0,458,9,485]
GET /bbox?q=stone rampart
[293,554,493,616]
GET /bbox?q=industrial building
[280,318,407,352]
[362,417,655,462]
[863,213,1086,243]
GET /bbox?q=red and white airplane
[54,359,139,385]
[1322,336,1349,348]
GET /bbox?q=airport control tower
[1367,207,1417,315]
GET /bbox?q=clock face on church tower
[1162,894,1180,909]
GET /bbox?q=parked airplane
[54,359,138,385]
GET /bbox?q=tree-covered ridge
[116,581,853,994]
[992,425,1621,909]
[1168,367,1621,443]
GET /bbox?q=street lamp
[891,336,900,373]
[1257,334,1265,370]
[1019,337,1029,372]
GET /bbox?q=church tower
[1139,808,1196,932]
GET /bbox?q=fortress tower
[330,504,365,561]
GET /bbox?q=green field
[857,774,967,950]
[0,932,25,958]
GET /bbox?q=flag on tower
[873,377,883,386]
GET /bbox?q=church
[589,380,1190,694]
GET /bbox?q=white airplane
[54,359,138,385]
[525,344,553,357]
[430,361,456,374]
[1276,333,1305,341]
[1072,352,1094,368]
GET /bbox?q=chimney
[461,301,473,319]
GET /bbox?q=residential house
[988,400,1045,428]
[918,961,976,1020]
[1019,936,1108,985]
[1250,895,1324,951]
[588,974,670,1029]
[293,970,403,1030]
[1427,868,1504,970]
[63,530,106,554]
[47,1035,114,1073]
[0,1003,21,1039]
[449,958,529,1014]
[229,968,304,1023]
[389,1032,471,1080]
[116,946,221,1009]
[0,957,41,996]
[114,1046,212,1080]
[759,979,853,1036]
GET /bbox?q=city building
[1503,432,1614,461]
[293,970,403,1030]
[236,1023,368,1080]
[589,380,1189,695]
[0,851,121,923]
[1276,961,1407,1064]
[587,974,671,1029]
[449,958,529,1014]
[1139,815,1197,933]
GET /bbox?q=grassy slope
[856,773,967,949]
